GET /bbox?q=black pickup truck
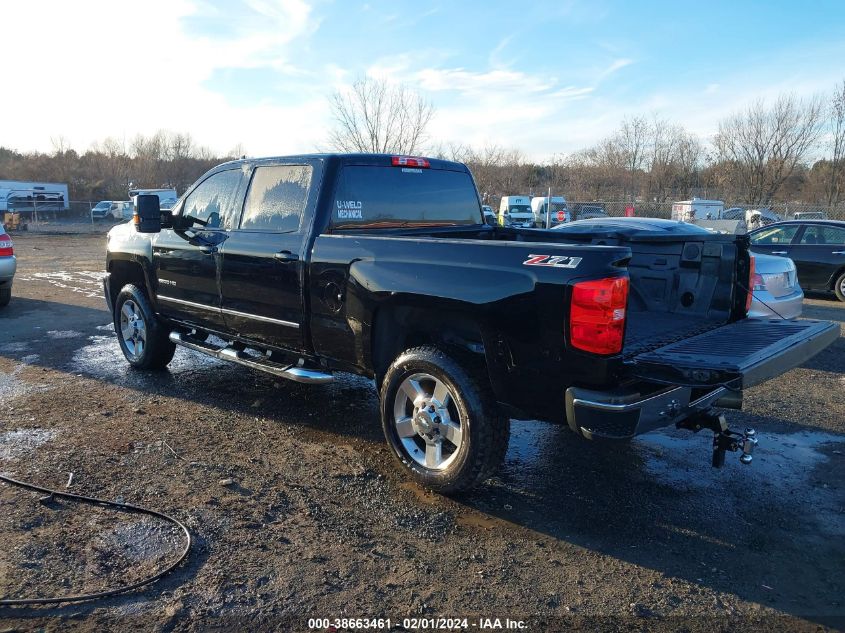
[103,154,838,492]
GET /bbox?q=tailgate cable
[0,473,191,606]
[737,282,787,320]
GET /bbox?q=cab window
[750,225,799,245]
[181,169,242,229]
[239,165,312,232]
[331,166,481,229]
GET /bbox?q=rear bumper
[0,255,16,284]
[565,384,732,440]
[748,288,803,319]
[568,316,839,440]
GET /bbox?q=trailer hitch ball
[740,428,758,465]
[712,424,757,467]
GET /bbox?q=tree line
[0,132,244,202]
[331,76,845,209]
[1,78,843,211]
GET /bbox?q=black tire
[835,271,845,303]
[380,346,509,493]
[114,284,175,369]
[0,286,10,307]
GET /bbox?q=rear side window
[798,225,845,245]
[331,166,481,230]
[240,165,312,232]
[182,169,242,229]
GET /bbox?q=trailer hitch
[678,413,757,467]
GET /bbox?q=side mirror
[134,194,161,233]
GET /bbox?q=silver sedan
[749,252,803,319]
[0,229,15,307]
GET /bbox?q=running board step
[169,332,333,384]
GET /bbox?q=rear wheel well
[108,260,147,309]
[371,305,487,389]
[830,266,845,290]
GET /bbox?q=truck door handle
[832,250,845,255]
[771,251,787,255]
[274,250,299,262]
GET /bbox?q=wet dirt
[0,232,844,631]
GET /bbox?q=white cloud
[1,0,321,155]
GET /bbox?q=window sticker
[336,200,363,219]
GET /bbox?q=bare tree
[617,116,649,201]
[827,79,845,206]
[714,94,823,205]
[646,118,702,201]
[327,76,435,154]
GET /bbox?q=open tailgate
[627,318,839,389]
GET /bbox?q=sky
[2,0,844,161]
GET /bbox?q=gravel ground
[0,232,843,632]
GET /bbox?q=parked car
[748,252,803,318]
[749,220,845,302]
[791,211,828,221]
[481,205,496,225]
[0,226,15,307]
[722,207,745,220]
[92,200,131,221]
[554,218,803,318]
[574,205,608,221]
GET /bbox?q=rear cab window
[330,165,482,230]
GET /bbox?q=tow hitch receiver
[678,413,758,468]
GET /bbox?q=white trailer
[0,179,70,214]
[671,198,724,222]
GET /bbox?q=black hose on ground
[0,473,191,606]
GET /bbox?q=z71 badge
[523,254,583,269]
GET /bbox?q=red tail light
[0,233,13,257]
[570,276,629,355]
[391,156,430,168]
[746,254,756,313]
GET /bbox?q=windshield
[331,166,482,229]
[508,205,532,214]
[94,201,110,210]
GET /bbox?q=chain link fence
[3,201,130,231]
[568,200,845,222]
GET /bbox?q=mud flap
[627,318,839,389]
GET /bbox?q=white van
[530,196,569,228]
[499,196,534,227]
[129,188,178,211]
[671,198,724,222]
